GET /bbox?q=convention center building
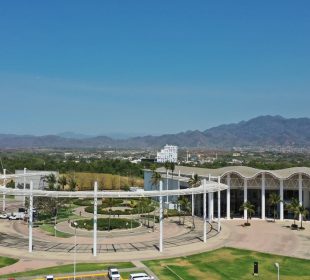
[144,166,310,220]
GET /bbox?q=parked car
[108,267,121,280]
[8,215,18,220]
[45,275,54,280]
[129,273,154,280]
[0,213,8,219]
[8,212,25,220]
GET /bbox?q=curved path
[0,217,217,253]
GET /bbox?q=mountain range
[1,116,310,150]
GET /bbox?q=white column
[166,170,169,205]
[93,181,98,256]
[192,191,194,216]
[298,173,303,222]
[29,181,33,253]
[159,180,163,252]
[304,189,310,208]
[203,179,207,242]
[2,169,6,212]
[280,179,284,221]
[226,174,231,220]
[217,176,221,232]
[208,192,214,221]
[23,168,27,206]
[261,173,265,220]
[244,178,248,221]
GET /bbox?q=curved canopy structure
[0,181,228,198]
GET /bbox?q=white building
[156,145,178,163]
[144,165,310,221]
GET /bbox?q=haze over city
[0,1,309,136]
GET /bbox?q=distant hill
[1,116,310,149]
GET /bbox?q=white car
[8,215,18,220]
[129,273,154,280]
[108,267,120,280]
[0,213,8,219]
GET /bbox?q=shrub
[72,218,139,231]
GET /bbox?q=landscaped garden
[84,197,156,216]
[0,256,18,269]
[143,247,310,280]
[0,261,134,278]
[72,218,140,231]
[0,248,309,279]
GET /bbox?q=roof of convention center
[154,165,310,179]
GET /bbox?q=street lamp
[73,222,78,280]
[274,263,280,280]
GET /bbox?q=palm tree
[268,192,281,222]
[179,196,191,225]
[239,201,255,225]
[105,198,113,231]
[150,171,161,228]
[58,176,67,191]
[188,174,201,229]
[297,205,308,229]
[44,173,56,190]
[68,177,77,191]
[150,172,161,189]
[286,197,299,227]
[170,162,175,179]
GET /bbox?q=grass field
[39,224,73,238]
[143,247,310,280]
[0,256,18,269]
[0,262,134,279]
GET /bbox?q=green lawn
[143,247,310,280]
[0,262,134,278]
[39,224,73,238]
[0,256,18,269]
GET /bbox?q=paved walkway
[0,201,309,276]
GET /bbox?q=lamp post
[73,222,78,280]
[274,263,279,280]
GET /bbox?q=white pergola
[0,172,228,256]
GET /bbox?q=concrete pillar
[93,181,98,256]
[304,188,310,208]
[203,179,207,243]
[159,180,163,252]
[261,173,265,220]
[23,168,27,206]
[29,181,33,253]
[226,174,231,220]
[2,169,6,212]
[244,178,248,221]
[217,177,221,232]
[280,179,284,221]
[208,192,214,221]
[299,173,303,222]
[192,191,195,216]
[166,170,169,205]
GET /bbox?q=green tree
[286,197,299,227]
[170,162,175,179]
[150,172,161,189]
[297,205,308,229]
[68,177,77,191]
[239,201,255,225]
[58,175,67,191]
[188,174,201,228]
[268,192,281,222]
[44,173,56,190]
[179,196,191,225]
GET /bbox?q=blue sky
[0,1,309,136]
